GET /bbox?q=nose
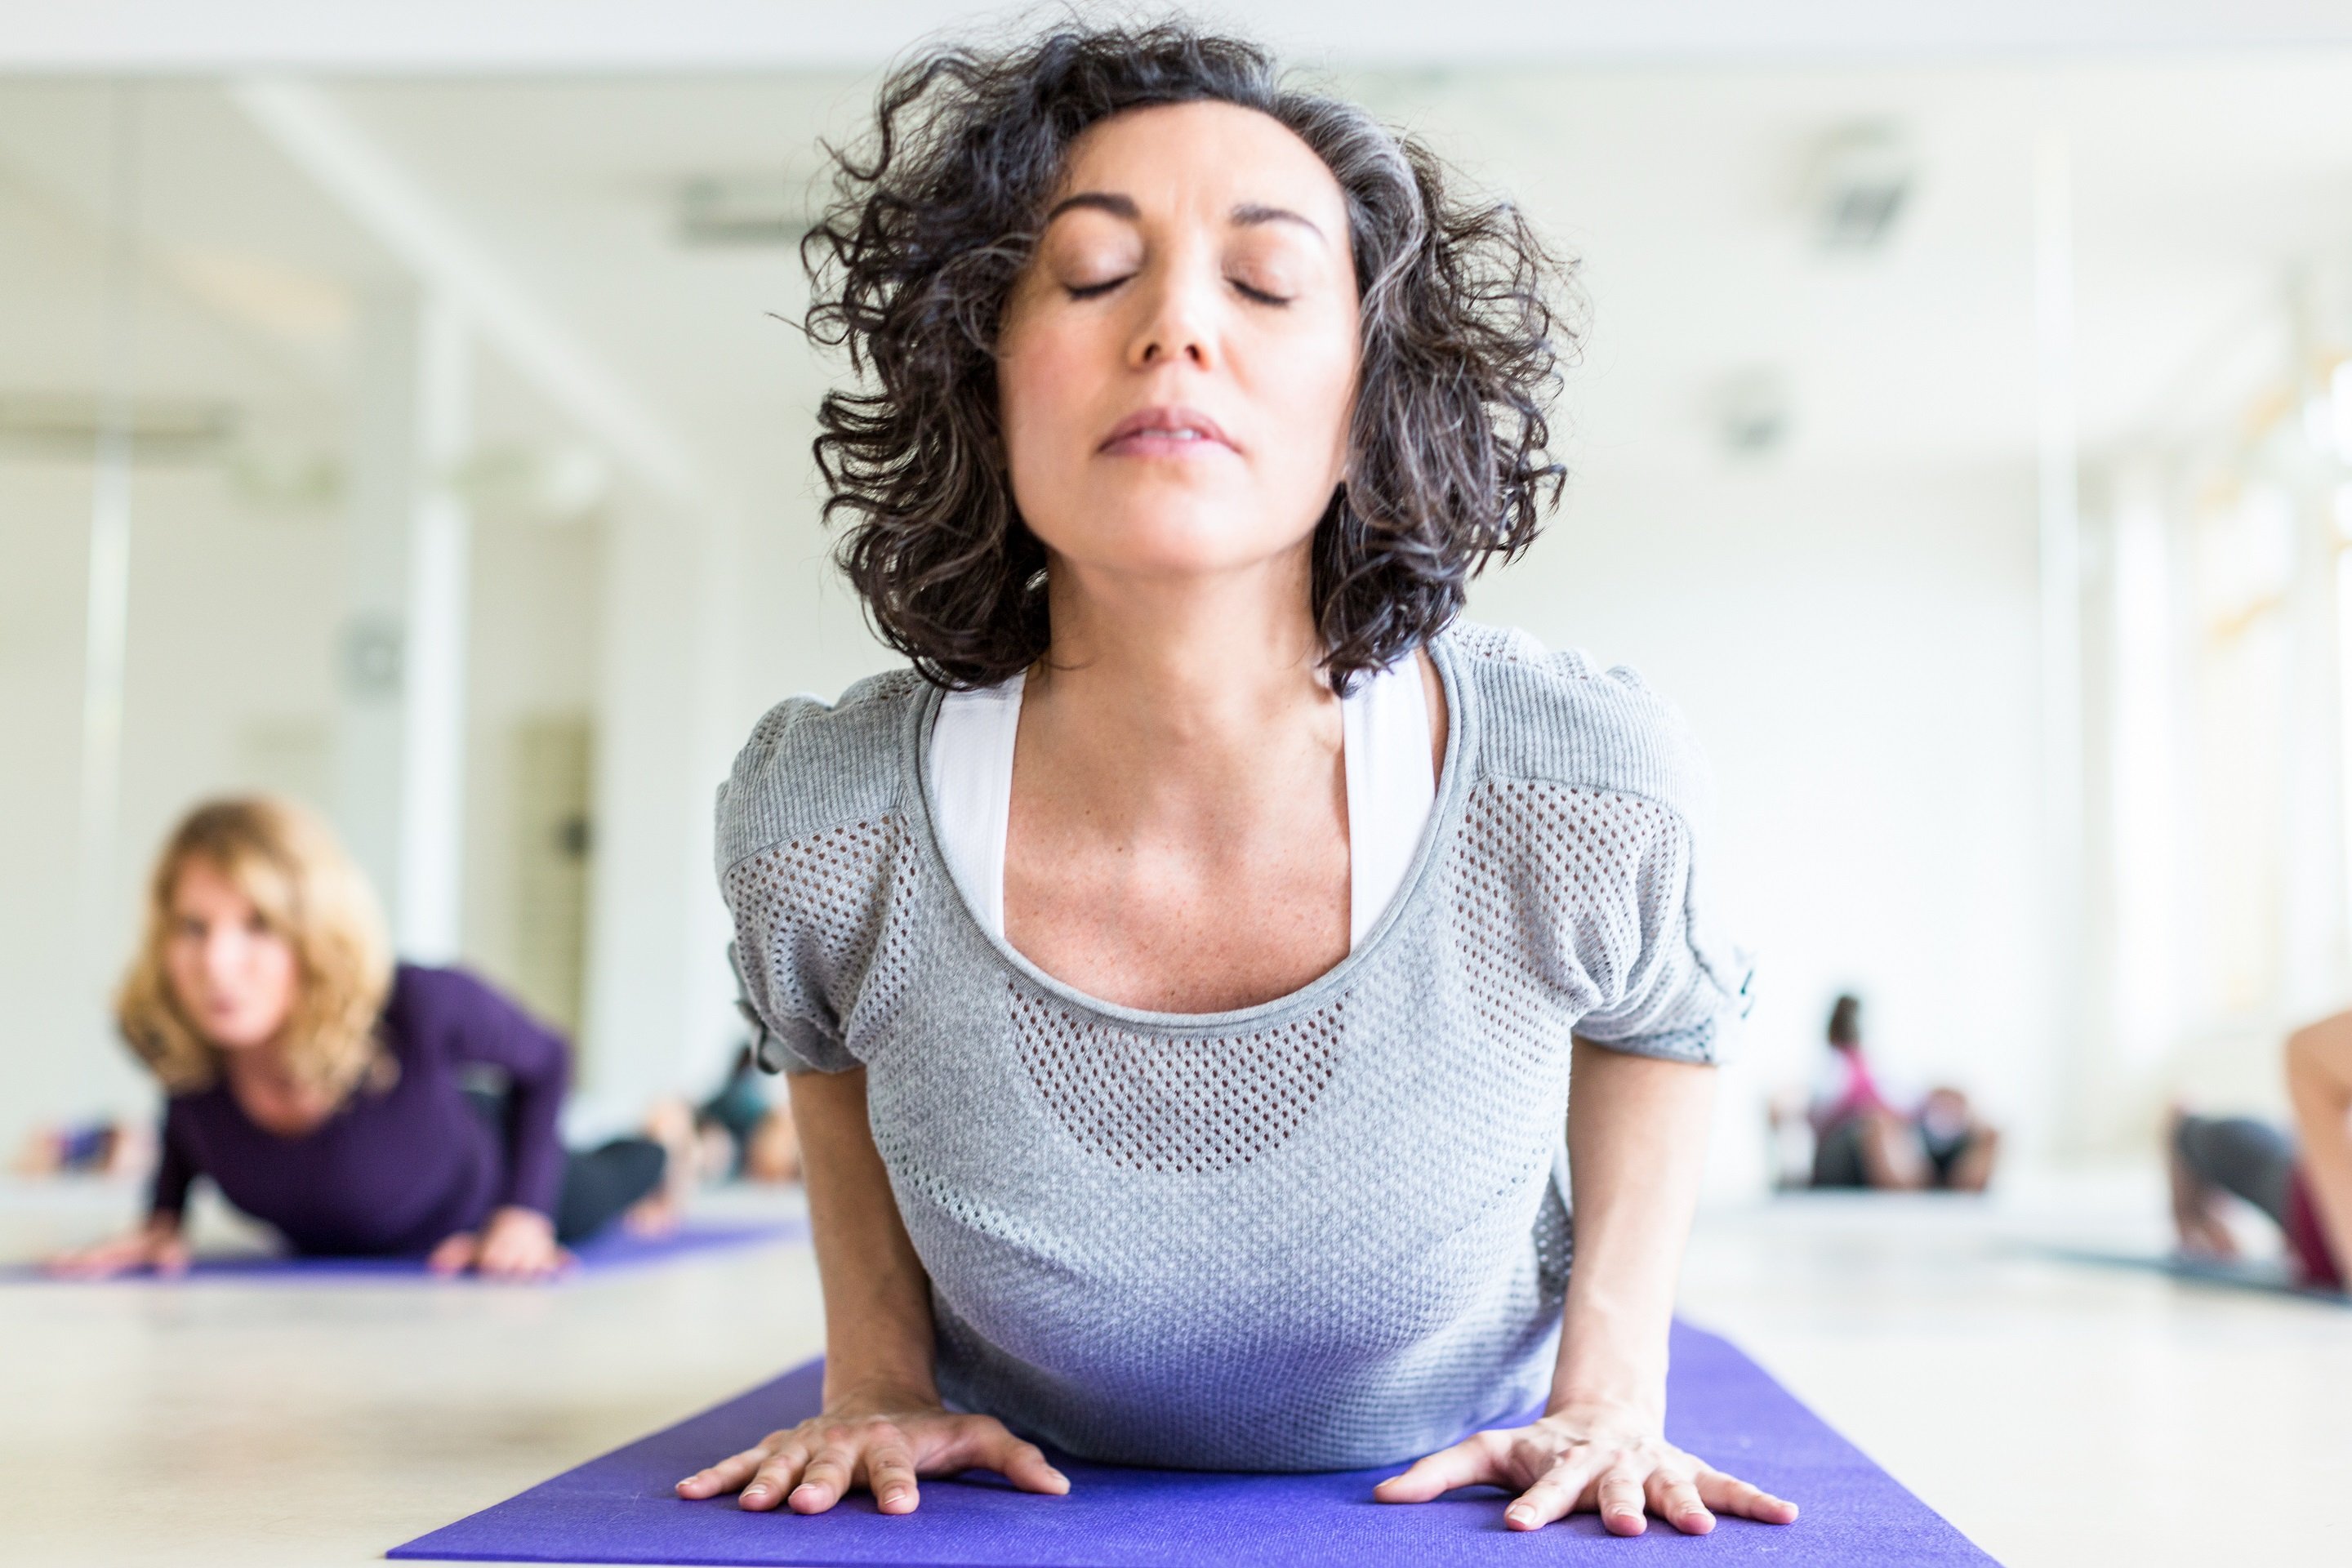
[1126,248,1217,372]
[202,923,247,987]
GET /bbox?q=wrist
[822,1361,939,1414]
[1544,1386,1665,1434]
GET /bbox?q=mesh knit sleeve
[1462,779,1749,1067]
[1567,800,1751,1064]
[724,933,855,1076]
[1447,624,1752,1066]
[714,681,924,1076]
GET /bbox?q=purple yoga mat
[389,1321,1996,1566]
[2,1218,805,1285]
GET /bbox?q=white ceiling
[11,0,2352,72]
[2,51,2350,523]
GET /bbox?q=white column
[77,87,140,1051]
[2106,464,2179,1070]
[395,298,473,962]
[335,289,472,958]
[2034,128,2087,1152]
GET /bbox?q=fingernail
[742,1486,768,1499]
[1506,1505,1535,1526]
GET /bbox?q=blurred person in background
[688,1045,803,1185]
[1797,994,1999,1192]
[46,796,686,1280]
[2167,1011,2352,1294]
[11,1117,153,1178]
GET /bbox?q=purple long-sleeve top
[146,964,570,1257]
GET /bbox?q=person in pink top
[1806,995,2000,1192]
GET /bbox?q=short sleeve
[714,681,926,1078]
[727,938,858,1076]
[1568,804,1752,1064]
[1443,624,1752,1066]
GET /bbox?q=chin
[1058,499,1316,579]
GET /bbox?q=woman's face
[997,100,1360,589]
[163,858,299,1053]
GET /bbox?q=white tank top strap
[927,655,1436,949]
[928,670,1025,941]
[1341,654,1437,945]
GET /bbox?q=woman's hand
[674,1389,1069,1516]
[46,1215,190,1279]
[426,1205,572,1279]
[1374,1403,1797,1535]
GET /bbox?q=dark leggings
[463,1088,666,1245]
[2175,1114,2296,1230]
[553,1138,667,1244]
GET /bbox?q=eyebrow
[1043,190,1325,241]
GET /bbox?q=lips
[1099,406,1238,455]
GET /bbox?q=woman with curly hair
[47,797,670,1280]
[679,24,1793,1536]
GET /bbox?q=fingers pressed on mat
[865,1438,920,1513]
[991,1437,1070,1495]
[1374,1440,1490,1503]
[738,1445,808,1510]
[1504,1455,1601,1531]
[1650,1476,1714,1535]
[1699,1468,1799,1523]
[1597,1468,1649,1536]
[790,1441,860,1512]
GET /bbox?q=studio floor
[2,1174,2346,1568]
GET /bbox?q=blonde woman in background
[48,797,672,1280]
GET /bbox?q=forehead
[1054,100,1348,229]
[172,852,270,911]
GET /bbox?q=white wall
[1472,459,2053,1192]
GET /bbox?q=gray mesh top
[715,621,1750,1472]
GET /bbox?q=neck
[218,1034,300,1087]
[1024,548,1337,820]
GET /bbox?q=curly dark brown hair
[804,21,1577,692]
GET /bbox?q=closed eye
[1232,279,1291,306]
[1064,277,1130,301]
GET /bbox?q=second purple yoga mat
[1,1217,805,1284]
[390,1320,1996,1565]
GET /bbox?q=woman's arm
[1377,1042,1795,1535]
[404,969,572,1277]
[1549,1040,1713,1441]
[47,1116,193,1277]
[793,1067,939,1410]
[2287,1012,2352,1285]
[435,970,570,1221]
[674,1067,1067,1515]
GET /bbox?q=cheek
[998,324,1090,464]
[163,938,203,996]
[249,938,300,1009]
[1254,316,1360,470]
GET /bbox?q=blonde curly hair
[115,797,394,1098]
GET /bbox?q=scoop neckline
[901,631,1478,1035]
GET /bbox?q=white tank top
[927,657,1437,950]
